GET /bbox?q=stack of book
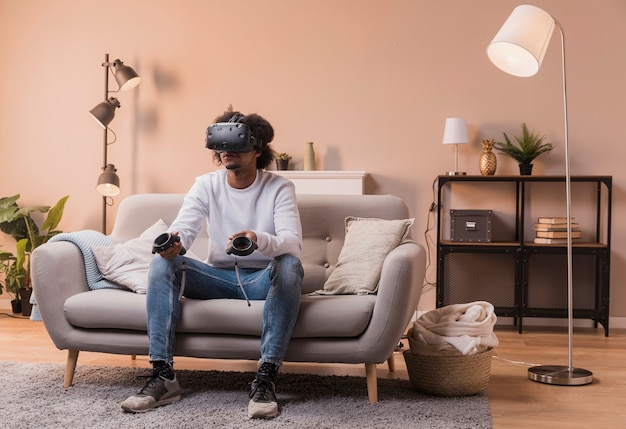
[533,217,581,244]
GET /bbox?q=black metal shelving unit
[436,175,612,336]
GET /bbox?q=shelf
[271,170,368,195]
[440,240,519,247]
[440,240,608,248]
[438,174,612,183]
[525,242,608,248]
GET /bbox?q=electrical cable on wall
[422,176,439,292]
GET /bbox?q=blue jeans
[146,253,303,367]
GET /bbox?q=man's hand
[227,231,258,256]
[158,232,184,259]
[227,230,258,246]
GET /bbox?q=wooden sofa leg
[131,355,136,360]
[64,349,79,388]
[387,355,395,372]
[365,363,378,404]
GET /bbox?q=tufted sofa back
[109,193,410,294]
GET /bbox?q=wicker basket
[403,332,493,396]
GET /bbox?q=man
[121,108,304,419]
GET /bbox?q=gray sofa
[31,193,426,403]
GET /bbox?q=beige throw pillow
[314,216,414,295]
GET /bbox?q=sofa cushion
[314,216,414,295]
[63,289,376,338]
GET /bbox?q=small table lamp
[442,117,470,175]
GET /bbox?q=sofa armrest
[358,240,426,362]
[31,241,90,350]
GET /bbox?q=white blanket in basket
[412,301,499,355]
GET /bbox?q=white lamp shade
[487,5,555,77]
[442,118,469,145]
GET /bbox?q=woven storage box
[404,330,493,396]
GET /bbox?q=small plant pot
[519,163,533,175]
[276,159,290,171]
[11,299,22,314]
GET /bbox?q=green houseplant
[0,248,25,313]
[494,123,554,175]
[0,194,69,314]
[275,152,292,170]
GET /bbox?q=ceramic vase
[304,142,316,171]
[479,139,497,176]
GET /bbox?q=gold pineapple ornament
[479,139,497,176]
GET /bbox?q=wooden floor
[1,311,625,428]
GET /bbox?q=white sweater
[169,169,302,269]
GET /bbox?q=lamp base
[446,171,467,176]
[528,365,593,386]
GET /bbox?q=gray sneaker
[248,378,278,418]
[121,372,181,413]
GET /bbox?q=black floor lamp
[487,4,592,386]
[89,53,141,233]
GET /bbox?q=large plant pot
[519,163,533,175]
[19,287,33,317]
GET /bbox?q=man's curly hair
[211,107,276,170]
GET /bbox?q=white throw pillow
[313,216,414,295]
[92,219,184,294]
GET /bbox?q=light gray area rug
[0,361,492,429]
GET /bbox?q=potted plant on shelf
[0,194,69,315]
[275,153,292,171]
[493,123,554,175]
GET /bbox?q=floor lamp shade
[96,164,121,197]
[90,97,121,128]
[487,5,555,77]
[113,59,141,91]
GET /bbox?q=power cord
[0,311,29,318]
[422,176,439,291]
[492,353,542,367]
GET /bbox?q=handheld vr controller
[226,235,258,257]
[152,233,187,255]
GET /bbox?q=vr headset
[205,113,260,153]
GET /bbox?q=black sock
[152,361,175,380]
[257,362,279,382]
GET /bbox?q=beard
[225,163,241,170]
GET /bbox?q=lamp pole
[101,53,110,234]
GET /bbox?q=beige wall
[1,0,625,318]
